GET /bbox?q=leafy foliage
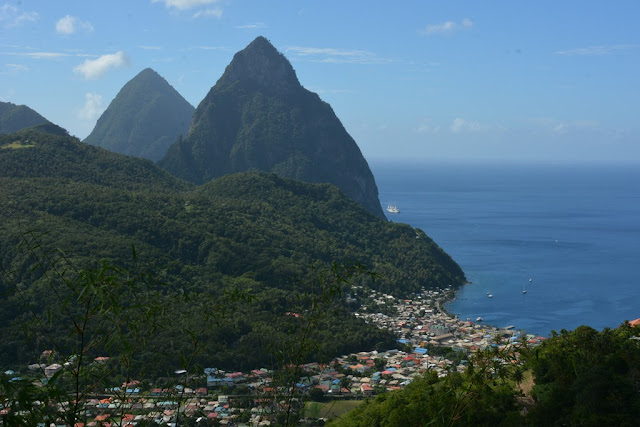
[525,325,640,426]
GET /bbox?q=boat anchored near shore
[386,204,400,214]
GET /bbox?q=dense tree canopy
[0,127,465,374]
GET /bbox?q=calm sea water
[372,162,640,336]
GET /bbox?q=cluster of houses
[1,288,547,426]
[355,288,546,359]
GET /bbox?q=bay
[372,162,640,336]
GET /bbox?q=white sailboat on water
[386,203,400,214]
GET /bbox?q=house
[431,333,455,344]
[45,363,62,378]
[360,384,374,395]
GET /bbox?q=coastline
[439,284,534,343]
[375,162,640,338]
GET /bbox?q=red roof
[630,318,640,327]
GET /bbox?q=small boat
[386,204,400,214]
[487,293,493,298]
[476,316,483,322]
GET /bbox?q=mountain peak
[0,101,51,134]
[160,37,385,218]
[219,36,299,94]
[84,68,194,161]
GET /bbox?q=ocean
[372,162,640,337]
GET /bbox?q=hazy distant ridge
[84,68,195,161]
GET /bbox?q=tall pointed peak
[218,36,300,93]
[84,67,194,161]
[135,67,159,78]
[127,67,169,88]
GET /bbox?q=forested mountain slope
[0,127,465,372]
[0,101,50,134]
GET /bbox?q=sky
[1,0,639,164]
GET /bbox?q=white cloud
[153,0,218,10]
[416,118,440,134]
[76,92,105,122]
[152,57,176,62]
[419,18,473,36]
[6,63,28,73]
[286,46,391,64]
[193,8,223,19]
[234,22,266,29]
[450,118,493,133]
[0,4,38,27]
[555,44,639,56]
[192,45,229,51]
[138,45,162,50]
[551,120,600,135]
[73,51,130,80]
[553,123,568,135]
[0,51,71,59]
[55,15,94,35]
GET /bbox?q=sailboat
[523,277,532,294]
[386,204,400,214]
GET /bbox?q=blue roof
[413,347,428,354]
[397,339,409,344]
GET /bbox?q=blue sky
[1,1,638,164]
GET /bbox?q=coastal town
[1,288,546,426]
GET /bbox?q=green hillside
[0,127,465,374]
[0,101,50,134]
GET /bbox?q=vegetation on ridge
[0,127,465,374]
[0,101,50,134]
